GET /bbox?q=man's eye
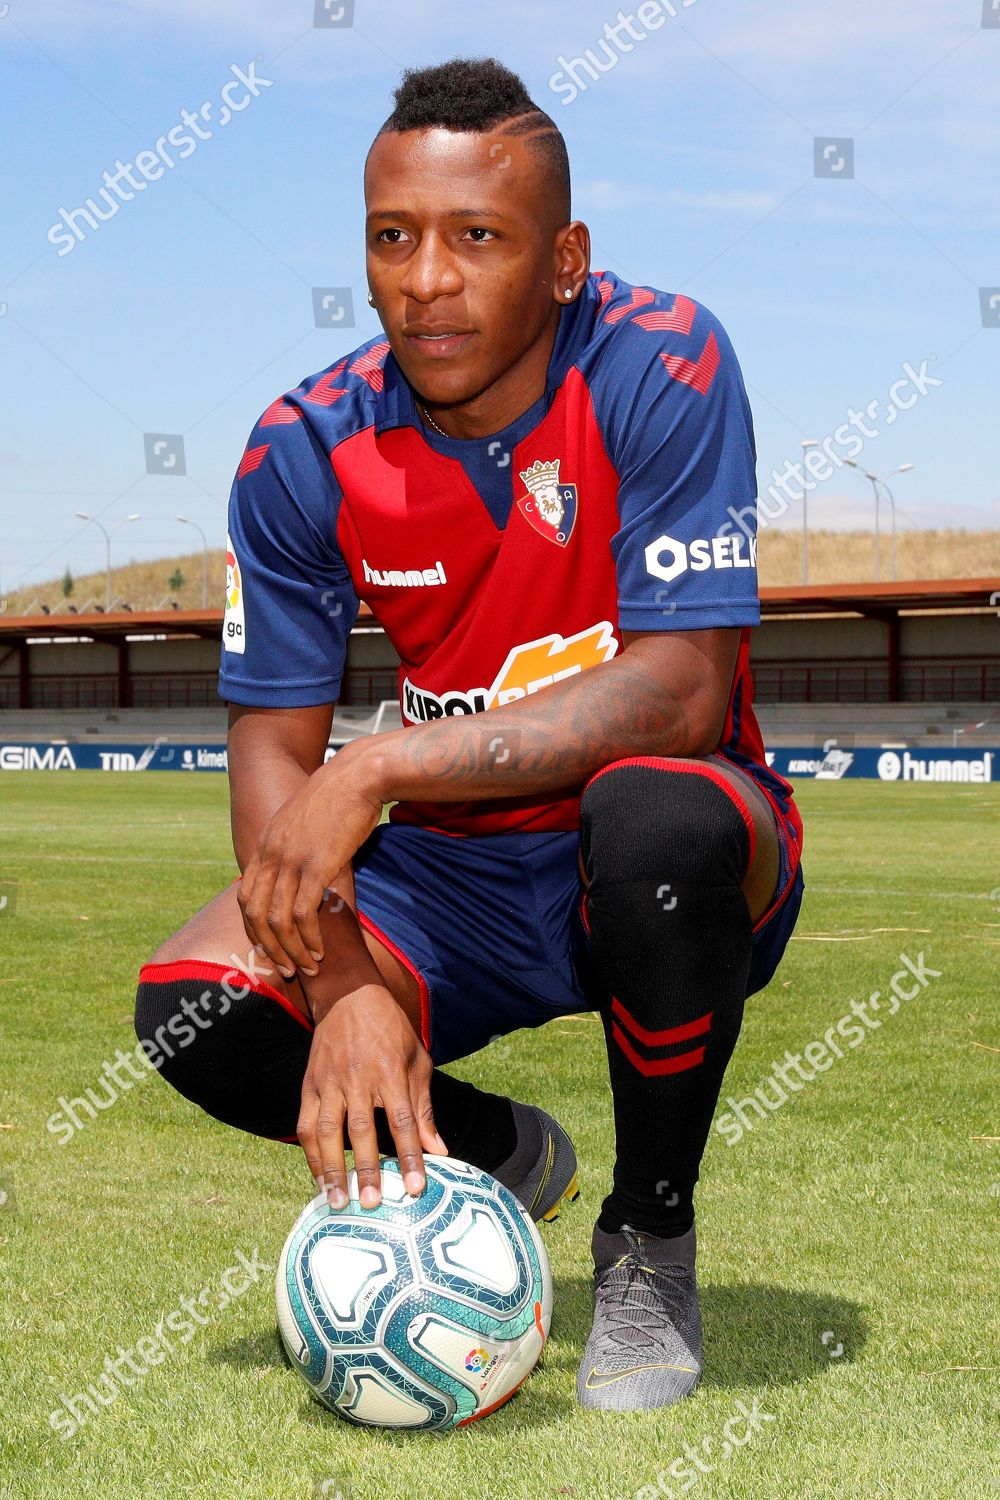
[377,229,409,244]
[465,228,497,243]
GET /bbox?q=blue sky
[1,0,998,595]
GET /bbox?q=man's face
[364,128,572,409]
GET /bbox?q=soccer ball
[275,1155,553,1430]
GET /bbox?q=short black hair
[379,57,571,220]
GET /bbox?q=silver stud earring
[564,288,573,300]
[368,292,375,307]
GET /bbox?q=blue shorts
[352,811,804,1067]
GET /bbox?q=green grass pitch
[1,772,997,1499]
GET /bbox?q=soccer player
[135,58,804,1412]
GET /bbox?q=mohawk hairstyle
[379,57,571,220]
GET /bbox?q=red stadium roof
[758,576,1000,617]
[0,578,997,645]
[0,607,225,644]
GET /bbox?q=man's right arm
[228,703,444,1206]
[228,701,387,1007]
[228,702,334,872]
[221,389,442,1203]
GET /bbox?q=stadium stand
[0,702,993,750]
[1,579,996,751]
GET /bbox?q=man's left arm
[361,625,739,802]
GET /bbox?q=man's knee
[134,961,237,1095]
[579,757,752,890]
[133,958,311,1137]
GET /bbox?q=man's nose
[398,234,463,303]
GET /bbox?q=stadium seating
[0,702,405,747]
[0,701,993,749]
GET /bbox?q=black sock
[134,963,517,1169]
[398,1071,517,1173]
[580,761,754,1238]
[484,1098,543,1185]
[134,966,314,1140]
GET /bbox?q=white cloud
[579,177,781,215]
[6,0,502,51]
[691,0,974,67]
[8,0,289,41]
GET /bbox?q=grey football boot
[577,1222,702,1410]
[493,1102,580,1224]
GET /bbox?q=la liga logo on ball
[275,1156,552,1431]
[464,1345,504,1388]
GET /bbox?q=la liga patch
[224,533,246,654]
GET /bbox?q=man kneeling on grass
[136,57,804,1411]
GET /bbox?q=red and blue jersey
[220,271,800,853]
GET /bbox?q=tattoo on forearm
[384,656,692,801]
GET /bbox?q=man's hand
[298,982,447,1209]
[238,743,383,977]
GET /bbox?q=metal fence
[2,657,997,710]
[751,656,999,704]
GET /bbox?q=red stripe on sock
[610,996,712,1049]
[611,1021,706,1076]
[583,756,757,868]
[137,958,313,1033]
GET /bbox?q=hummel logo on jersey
[645,532,757,585]
[362,558,447,588]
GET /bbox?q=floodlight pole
[876,465,915,582]
[74,513,141,609]
[800,440,819,584]
[867,471,881,581]
[177,516,209,607]
[845,462,914,582]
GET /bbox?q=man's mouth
[402,329,477,360]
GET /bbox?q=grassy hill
[4,529,1000,616]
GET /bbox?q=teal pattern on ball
[276,1157,549,1430]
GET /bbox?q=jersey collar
[373,273,601,438]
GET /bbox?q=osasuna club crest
[517,458,578,547]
